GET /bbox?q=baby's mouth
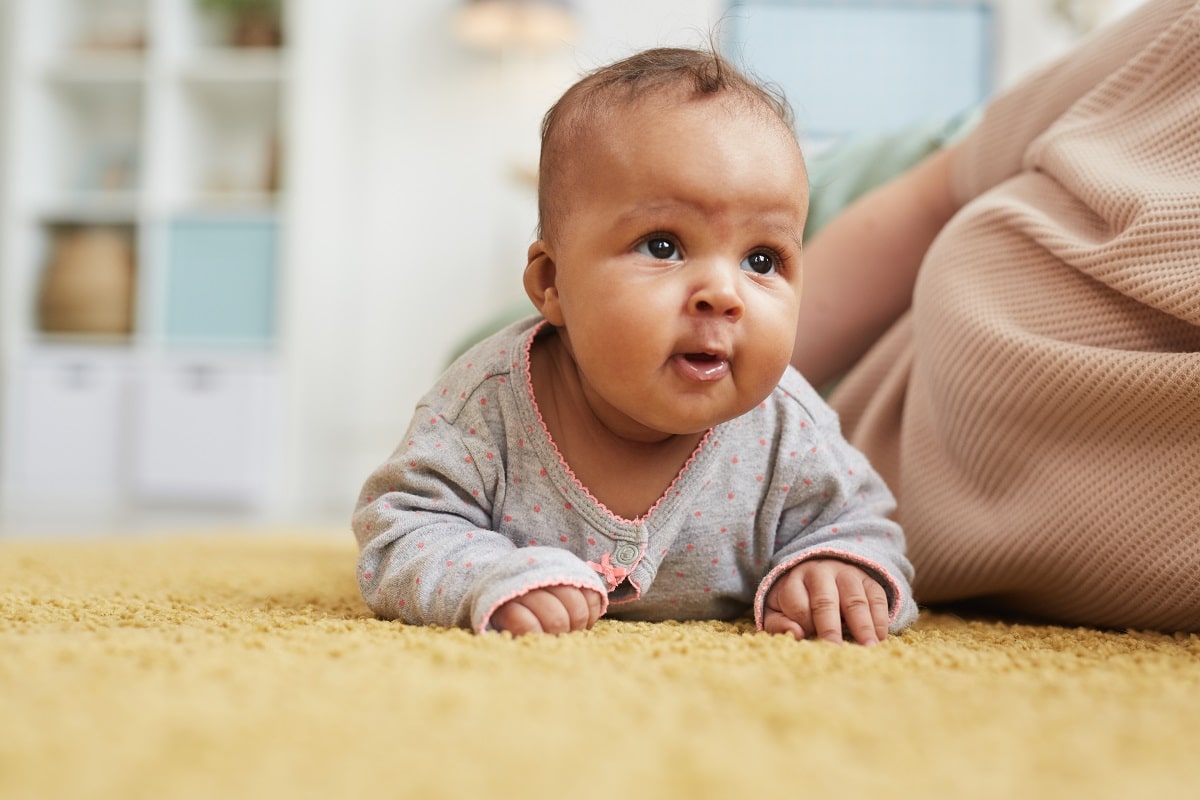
[673,351,730,382]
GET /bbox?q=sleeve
[752,406,918,634]
[352,406,607,633]
[951,0,1195,204]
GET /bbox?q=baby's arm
[755,472,915,644]
[753,401,917,642]
[353,411,607,633]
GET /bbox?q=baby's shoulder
[415,316,541,425]
[767,365,838,429]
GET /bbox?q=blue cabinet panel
[727,1,994,142]
[166,217,277,343]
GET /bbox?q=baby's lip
[672,351,731,382]
[676,340,730,361]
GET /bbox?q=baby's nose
[688,263,744,320]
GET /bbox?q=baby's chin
[601,411,711,443]
[600,375,783,441]
[622,404,757,441]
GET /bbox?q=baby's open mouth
[672,352,730,382]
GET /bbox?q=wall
[280,0,1143,524]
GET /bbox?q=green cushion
[803,110,978,241]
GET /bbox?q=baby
[353,47,917,645]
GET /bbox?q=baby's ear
[523,240,564,326]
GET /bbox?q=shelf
[2,0,289,515]
[174,192,283,214]
[179,49,287,84]
[34,191,285,221]
[36,192,142,224]
[68,0,151,55]
[44,52,148,84]
[28,81,143,196]
[31,332,137,349]
[166,87,283,199]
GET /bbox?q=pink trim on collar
[520,320,712,527]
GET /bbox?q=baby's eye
[637,237,680,260]
[741,251,778,275]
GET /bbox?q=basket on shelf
[37,227,135,336]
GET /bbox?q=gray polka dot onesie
[353,318,917,633]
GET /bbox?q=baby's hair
[537,46,795,243]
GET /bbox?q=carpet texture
[2,534,1198,800]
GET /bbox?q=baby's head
[537,47,797,246]
[524,47,809,441]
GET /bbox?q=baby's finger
[866,579,890,641]
[805,570,845,644]
[836,570,878,646]
[766,575,812,639]
[518,589,571,634]
[492,601,543,636]
[545,585,592,631]
[762,608,807,640]
[583,589,604,628]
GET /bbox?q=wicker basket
[38,227,135,335]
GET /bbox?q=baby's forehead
[538,76,803,242]
[590,80,780,124]
[566,87,793,157]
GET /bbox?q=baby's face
[543,92,809,440]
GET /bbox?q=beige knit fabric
[831,0,1200,631]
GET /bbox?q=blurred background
[0,0,1146,536]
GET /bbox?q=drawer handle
[186,364,217,393]
[64,363,92,391]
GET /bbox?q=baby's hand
[763,559,890,645]
[491,585,604,636]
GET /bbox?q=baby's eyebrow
[612,202,690,226]
[756,217,805,251]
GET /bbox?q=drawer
[131,359,278,505]
[4,354,132,499]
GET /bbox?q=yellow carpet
[2,534,1198,800]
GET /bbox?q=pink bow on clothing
[586,552,629,590]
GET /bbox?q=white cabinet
[4,351,132,501]
[0,0,291,520]
[132,358,279,504]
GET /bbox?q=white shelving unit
[0,0,290,523]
